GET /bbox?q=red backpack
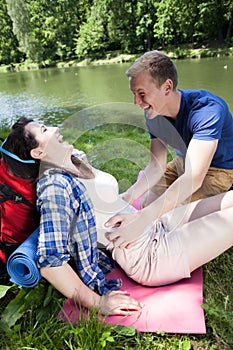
[0,158,39,276]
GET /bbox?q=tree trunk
[226,11,233,39]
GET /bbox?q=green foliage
[154,0,202,46]
[0,0,23,64]
[1,0,232,65]
[0,119,11,139]
[27,0,85,61]
[0,281,64,332]
[106,0,140,53]
[197,0,233,43]
[136,1,156,52]
[4,0,89,62]
[75,0,108,60]
[6,0,39,60]
[0,285,12,299]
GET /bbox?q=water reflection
[0,56,232,126]
[0,91,70,125]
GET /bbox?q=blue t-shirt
[145,89,233,169]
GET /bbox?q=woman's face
[25,121,73,161]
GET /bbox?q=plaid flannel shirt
[36,168,122,295]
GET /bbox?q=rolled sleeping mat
[7,227,41,288]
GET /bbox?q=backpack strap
[0,183,34,208]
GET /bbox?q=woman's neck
[43,148,80,176]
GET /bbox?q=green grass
[0,124,232,349]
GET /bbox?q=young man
[106,50,233,248]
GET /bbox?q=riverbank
[0,45,233,73]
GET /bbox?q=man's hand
[105,211,148,248]
[120,191,134,204]
[99,290,142,316]
[140,190,159,208]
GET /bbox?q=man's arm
[146,138,219,218]
[122,138,167,204]
[106,138,218,248]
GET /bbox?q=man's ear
[163,79,173,94]
[30,148,45,160]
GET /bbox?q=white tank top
[80,169,137,246]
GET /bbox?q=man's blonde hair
[126,50,178,89]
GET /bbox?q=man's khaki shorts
[151,156,233,201]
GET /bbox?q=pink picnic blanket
[59,265,206,334]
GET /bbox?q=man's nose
[134,94,142,106]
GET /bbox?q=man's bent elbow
[191,175,205,193]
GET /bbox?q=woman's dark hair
[2,117,94,180]
[2,117,40,180]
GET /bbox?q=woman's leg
[177,206,233,272]
[162,190,233,231]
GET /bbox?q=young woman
[2,118,233,292]
[0,117,141,316]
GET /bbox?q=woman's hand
[105,211,148,248]
[99,290,142,316]
[41,264,142,316]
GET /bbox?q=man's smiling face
[129,71,169,119]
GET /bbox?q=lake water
[0,56,232,128]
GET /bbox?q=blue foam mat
[7,228,41,288]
